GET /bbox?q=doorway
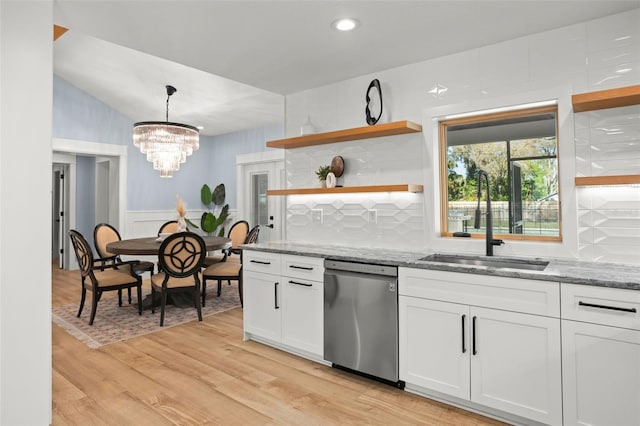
[236,151,285,242]
[52,138,128,269]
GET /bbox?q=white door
[399,296,470,399]
[237,151,284,242]
[562,320,640,426]
[52,165,66,268]
[470,307,562,425]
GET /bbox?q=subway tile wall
[577,186,640,264]
[285,133,426,250]
[284,9,640,262]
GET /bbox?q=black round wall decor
[365,79,383,125]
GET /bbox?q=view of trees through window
[440,105,561,239]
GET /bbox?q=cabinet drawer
[561,283,640,330]
[243,250,281,274]
[282,255,324,282]
[399,267,560,317]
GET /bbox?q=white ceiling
[53,1,640,136]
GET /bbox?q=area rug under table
[52,287,240,349]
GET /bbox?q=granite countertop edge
[241,241,640,291]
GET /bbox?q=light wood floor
[52,264,507,425]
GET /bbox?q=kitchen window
[439,104,561,241]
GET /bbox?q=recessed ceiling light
[332,18,360,32]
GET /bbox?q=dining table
[106,235,231,256]
[106,235,232,309]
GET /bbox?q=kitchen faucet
[474,169,504,256]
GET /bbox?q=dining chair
[202,225,259,307]
[203,220,249,266]
[157,220,179,235]
[151,232,206,326]
[68,229,143,325]
[93,223,155,303]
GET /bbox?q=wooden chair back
[157,232,206,279]
[93,223,121,259]
[68,229,94,279]
[158,220,179,235]
[245,225,260,244]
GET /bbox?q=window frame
[438,104,562,242]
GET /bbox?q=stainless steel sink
[418,254,549,271]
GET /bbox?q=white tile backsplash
[284,8,640,264]
[577,186,640,263]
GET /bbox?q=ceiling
[53,1,640,137]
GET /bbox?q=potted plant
[186,183,230,236]
[316,165,331,188]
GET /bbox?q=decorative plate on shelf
[331,156,345,177]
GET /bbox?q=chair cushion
[93,269,139,287]
[203,261,241,278]
[151,272,199,289]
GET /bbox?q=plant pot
[320,180,327,188]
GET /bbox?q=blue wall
[53,75,283,222]
[74,156,96,243]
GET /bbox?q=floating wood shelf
[572,85,640,112]
[575,175,640,186]
[267,184,424,196]
[266,120,422,149]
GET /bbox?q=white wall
[284,9,640,264]
[0,1,53,424]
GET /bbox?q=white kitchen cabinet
[399,267,562,426]
[399,296,470,399]
[243,270,281,342]
[243,251,324,359]
[281,277,323,355]
[561,283,640,426]
[470,306,561,424]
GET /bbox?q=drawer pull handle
[289,265,313,270]
[472,316,477,355]
[578,301,637,313]
[289,280,312,287]
[461,314,466,354]
[250,260,271,265]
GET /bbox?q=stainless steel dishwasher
[324,259,403,388]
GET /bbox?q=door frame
[52,138,127,269]
[236,150,285,241]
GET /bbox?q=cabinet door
[243,271,281,342]
[562,320,640,426]
[281,278,323,356]
[470,307,562,425]
[399,296,470,399]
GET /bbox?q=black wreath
[365,79,383,125]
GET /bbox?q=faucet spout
[474,169,504,256]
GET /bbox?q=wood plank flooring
[52,264,507,425]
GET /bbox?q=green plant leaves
[212,184,226,206]
[199,183,229,235]
[201,184,213,206]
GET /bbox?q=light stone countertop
[241,241,640,291]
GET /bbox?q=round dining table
[106,235,231,255]
[106,235,232,310]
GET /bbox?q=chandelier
[133,85,199,178]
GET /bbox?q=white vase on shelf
[177,216,187,232]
